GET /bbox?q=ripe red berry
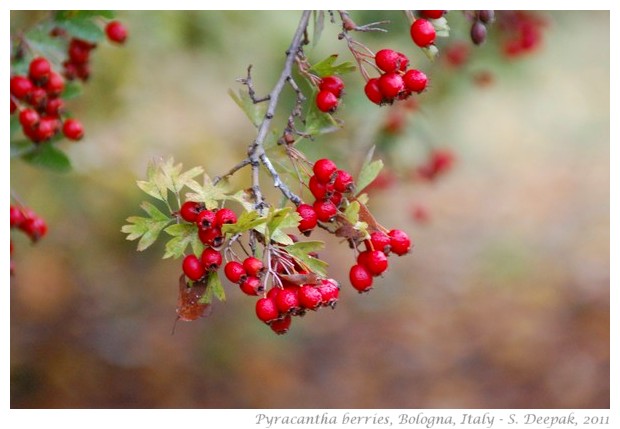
[239,276,262,296]
[313,200,338,223]
[28,57,52,82]
[319,75,344,98]
[10,206,25,228]
[256,297,280,324]
[375,49,401,73]
[411,19,436,47]
[396,52,410,71]
[201,248,222,271]
[45,98,65,117]
[215,208,237,227]
[267,286,281,301]
[269,314,292,334]
[364,78,384,105]
[182,254,206,281]
[243,256,264,277]
[21,216,48,242]
[329,191,343,207]
[333,169,354,193]
[370,231,391,254]
[10,76,34,100]
[275,287,300,315]
[179,201,203,223]
[296,203,318,233]
[224,261,246,284]
[298,284,323,310]
[308,175,333,200]
[350,264,373,292]
[62,118,84,140]
[44,72,65,97]
[198,226,224,248]
[420,10,445,20]
[68,39,93,64]
[34,117,60,142]
[105,21,128,44]
[358,250,388,276]
[313,159,338,184]
[316,90,339,113]
[388,229,412,255]
[19,108,40,129]
[403,69,428,93]
[196,209,216,230]
[29,87,48,109]
[378,72,405,100]
[317,278,340,308]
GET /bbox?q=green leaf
[228,88,267,128]
[312,11,325,47]
[121,201,172,252]
[228,189,256,212]
[309,54,356,77]
[303,89,341,136]
[55,10,115,21]
[185,174,227,210]
[422,45,439,62]
[163,223,202,259]
[221,210,267,236]
[285,241,328,277]
[11,140,36,158]
[62,82,82,100]
[137,157,204,203]
[343,201,360,224]
[56,18,105,43]
[271,229,295,245]
[24,23,67,60]
[208,271,226,302]
[10,116,22,139]
[266,207,299,235]
[356,159,384,195]
[22,143,72,172]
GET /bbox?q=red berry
[411,19,436,47]
[44,71,65,97]
[350,264,373,292]
[201,248,222,271]
[179,201,203,223]
[319,75,344,98]
[243,256,264,277]
[28,87,48,109]
[388,229,412,255]
[28,57,52,82]
[269,314,292,335]
[19,108,40,129]
[364,78,384,105]
[378,72,405,100]
[329,191,343,207]
[224,261,246,284]
[34,117,60,142]
[375,49,401,73]
[333,169,354,193]
[239,276,262,296]
[256,297,280,324]
[370,231,391,254]
[317,278,340,308]
[182,254,206,281]
[420,10,445,20]
[196,209,216,230]
[298,284,322,310]
[215,208,237,227]
[105,21,128,44]
[396,52,410,71]
[11,98,17,115]
[308,175,333,200]
[45,98,65,117]
[316,90,339,113]
[403,69,428,93]
[10,206,25,228]
[10,76,34,100]
[21,216,48,242]
[358,250,388,276]
[313,159,338,184]
[313,200,338,223]
[62,118,84,140]
[296,203,318,233]
[68,39,93,64]
[267,286,281,301]
[198,227,224,248]
[275,287,300,315]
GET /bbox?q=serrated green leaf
[304,89,341,136]
[228,88,267,128]
[22,143,72,172]
[56,10,115,21]
[356,159,384,195]
[185,174,227,209]
[271,229,294,245]
[62,82,82,100]
[221,210,267,236]
[163,222,202,259]
[266,207,299,235]
[141,201,171,221]
[343,201,360,224]
[285,241,328,277]
[138,157,204,203]
[57,18,104,43]
[312,11,325,47]
[228,189,256,212]
[121,201,172,251]
[207,271,226,302]
[11,140,36,158]
[309,54,356,77]
[286,241,325,254]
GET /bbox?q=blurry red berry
[62,118,84,140]
[105,21,128,44]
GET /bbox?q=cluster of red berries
[10,57,84,143]
[296,158,355,233]
[499,11,545,57]
[349,229,411,292]
[470,11,495,45]
[315,75,345,113]
[364,49,428,105]
[416,148,455,181]
[10,204,47,275]
[178,202,239,281]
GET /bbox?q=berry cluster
[316,75,345,113]
[10,204,48,275]
[416,148,455,181]
[11,57,83,143]
[349,229,411,292]
[470,10,495,45]
[498,11,545,57]
[364,49,428,105]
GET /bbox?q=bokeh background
[10,11,610,408]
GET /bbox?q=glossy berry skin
[196,209,216,230]
[62,118,84,140]
[198,227,223,248]
[46,98,65,117]
[403,69,428,93]
[243,256,264,277]
[105,21,128,44]
[316,90,339,113]
[296,203,318,233]
[358,250,388,276]
[28,57,52,82]
[319,75,344,98]
[364,78,384,105]
[308,175,333,200]
[378,72,405,100]
[375,49,401,73]
[182,254,206,282]
[298,284,323,310]
[21,216,48,242]
[215,208,237,227]
[179,201,203,223]
[333,169,354,193]
[44,72,65,97]
[317,278,340,308]
[201,248,222,271]
[396,52,410,71]
[313,159,338,184]
[370,231,391,254]
[239,276,262,296]
[388,229,412,255]
[10,76,34,100]
[19,109,40,129]
[421,10,445,20]
[275,287,300,315]
[224,261,246,284]
[411,19,436,47]
[270,314,292,335]
[34,117,60,142]
[256,297,280,324]
[10,206,25,228]
[313,200,338,223]
[470,21,487,45]
[350,264,374,292]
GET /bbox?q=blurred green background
[10,11,609,408]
